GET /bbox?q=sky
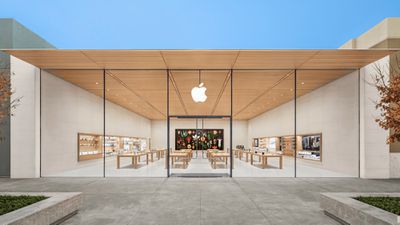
[0,0,399,49]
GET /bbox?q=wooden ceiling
[45,69,353,120]
[4,49,397,120]
[3,49,397,70]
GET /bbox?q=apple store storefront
[6,49,398,178]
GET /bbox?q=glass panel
[296,69,359,177]
[233,70,295,177]
[105,70,167,177]
[168,70,232,176]
[41,69,104,177]
[169,118,231,175]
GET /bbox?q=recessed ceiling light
[95,82,99,85]
[301,82,305,85]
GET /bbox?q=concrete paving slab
[0,177,399,225]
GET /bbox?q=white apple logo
[191,83,207,103]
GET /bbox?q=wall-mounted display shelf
[297,134,322,161]
[78,133,102,161]
[280,136,295,156]
[78,133,148,161]
[252,133,322,161]
[252,137,279,152]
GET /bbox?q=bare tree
[372,55,400,144]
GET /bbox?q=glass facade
[40,68,361,177]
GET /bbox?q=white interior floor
[47,150,351,177]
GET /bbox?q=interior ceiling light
[191,70,207,103]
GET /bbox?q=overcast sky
[1,0,399,49]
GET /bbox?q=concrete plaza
[1,177,400,225]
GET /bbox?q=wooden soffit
[2,49,398,70]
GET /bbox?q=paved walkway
[1,178,400,225]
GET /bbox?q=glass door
[167,69,232,177]
[168,116,231,177]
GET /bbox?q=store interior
[40,68,359,177]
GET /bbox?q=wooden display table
[178,149,193,159]
[250,153,283,169]
[117,151,150,169]
[169,152,190,168]
[209,152,230,169]
[233,149,242,158]
[150,149,166,161]
[154,149,166,160]
[242,150,253,162]
[206,149,223,159]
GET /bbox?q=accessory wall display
[298,134,321,161]
[175,129,223,150]
[253,138,259,147]
[78,133,147,161]
[252,133,322,161]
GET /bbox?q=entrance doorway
[167,116,232,177]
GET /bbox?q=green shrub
[354,196,400,215]
[0,195,48,216]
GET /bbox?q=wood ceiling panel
[8,50,101,69]
[162,50,239,69]
[109,70,166,89]
[168,91,187,116]
[104,75,164,119]
[109,70,167,117]
[5,49,396,70]
[211,77,231,116]
[232,70,291,119]
[83,51,167,69]
[233,50,318,69]
[299,50,393,69]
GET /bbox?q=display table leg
[251,155,253,165]
[279,156,283,169]
[117,156,120,169]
